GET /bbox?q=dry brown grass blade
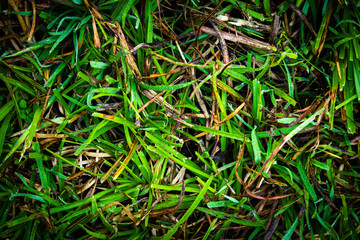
[27,0,36,42]
[87,13,143,79]
[192,83,210,119]
[209,20,229,64]
[68,110,88,124]
[216,79,245,102]
[118,202,139,224]
[209,20,232,87]
[115,22,142,78]
[152,12,177,40]
[149,180,185,217]
[190,24,277,51]
[235,139,246,186]
[127,32,195,54]
[218,103,245,125]
[8,0,28,34]
[141,67,183,79]
[91,15,101,50]
[104,201,139,224]
[183,131,207,143]
[36,133,65,138]
[266,199,279,230]
[141,89,185,119]
[314,6,333,57]
[66,159,104,182]
[245,137,288,190]
[268,99,321,128]
[135,181,185,225]
[76,176,97,194]
[309,161,338,210]
[264,215,280,240]
[39,88,51,127]
[100,154,124,184]
[288,1,317,37]
[113,138,139,180]
[335,51,342,81]
[270,15,281,44]
[196,0,224,43]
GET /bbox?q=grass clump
[0,0,359,239]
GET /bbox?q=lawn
[0,0,359,239]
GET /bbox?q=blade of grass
[162,175,213,240]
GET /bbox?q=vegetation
[0,0,359,239]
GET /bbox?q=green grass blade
[162,175,213,240]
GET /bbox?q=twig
[191,24,277,51]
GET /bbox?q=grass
[0,0,359,239]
